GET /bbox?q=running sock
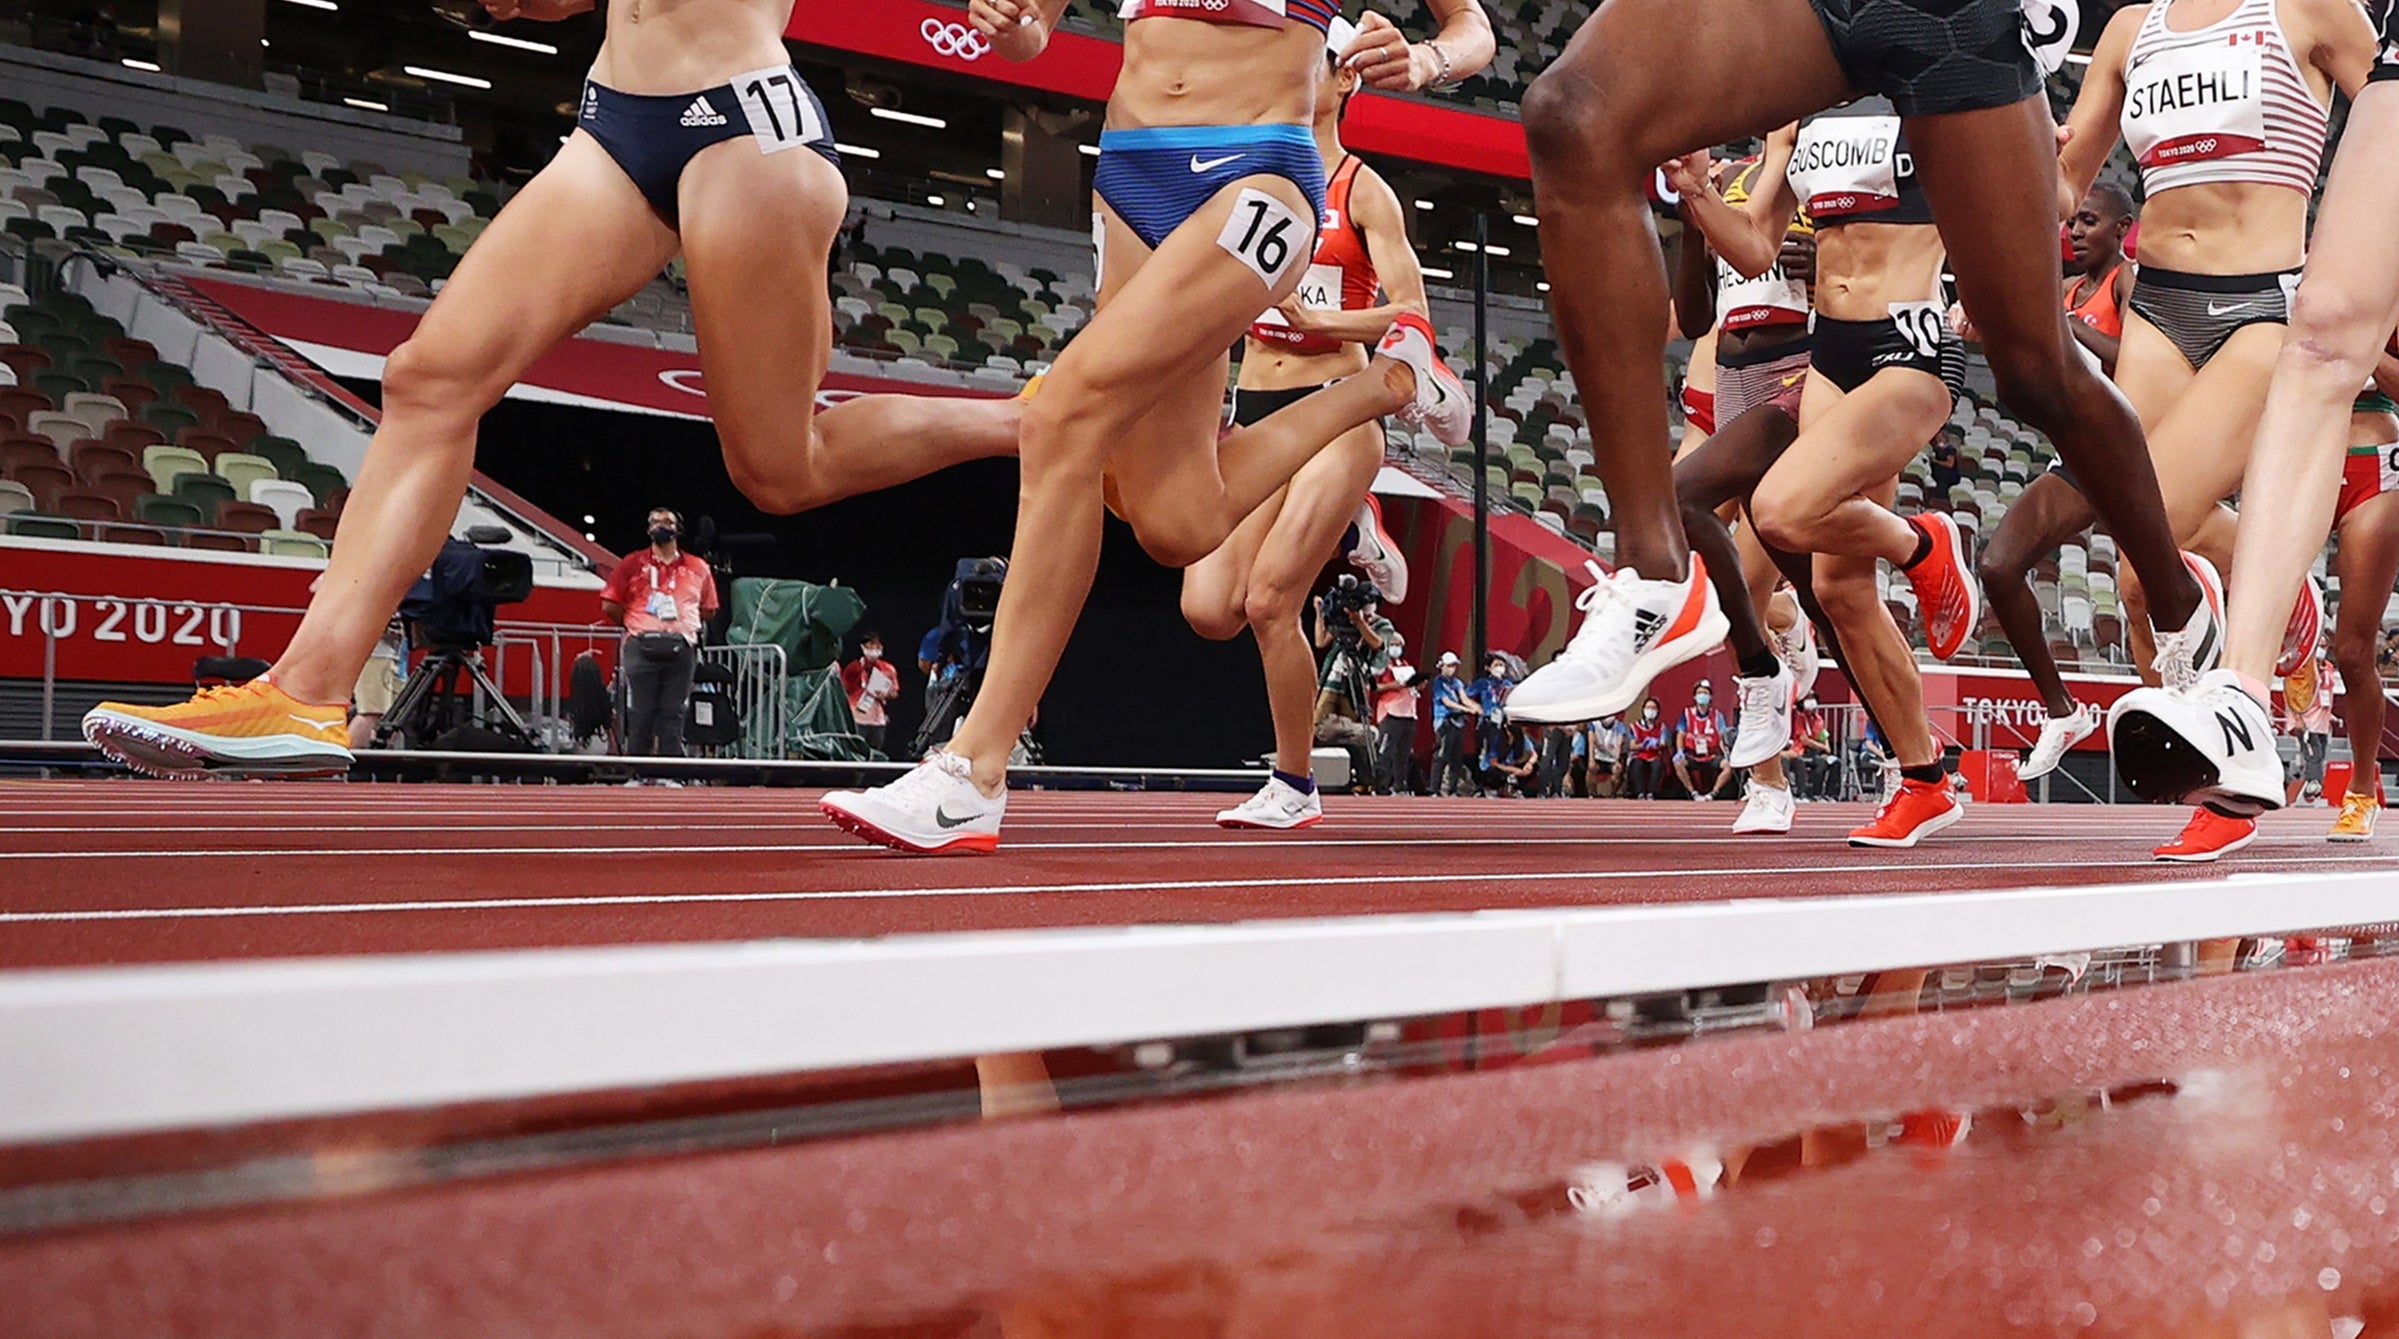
[1901,763,1944,787]
[1737,648,1781,680]
[1275,769,1317,796]
[1900,525,1935,572]
[2236,671,2272,705]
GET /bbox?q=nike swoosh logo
[2207,301,2260,317]
[289,714,331,730]
[1191,153,1243,173]
[934,806,978,829]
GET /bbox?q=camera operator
[600,508,718,757]
[1300,575,1395,797]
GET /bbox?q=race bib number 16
[1217,188,1308,290]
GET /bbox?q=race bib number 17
[731,66,823,154]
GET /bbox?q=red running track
[1,780,2393,968]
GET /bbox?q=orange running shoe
[1901,512,1979,661]
[2152,807,2256,863]
[1848,777,1963,848]
[2330,792,2380,844]
[2277,574,2324,678]
[83,678,352,779]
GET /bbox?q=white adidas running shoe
[1732,780,1794,835]
[821,750,1006,854]
[1216,775,1324,830]
[1509,558,1729,725]
[1376,312,1474,448]
[1727,663,1794,770]
[2018,702,2097,781]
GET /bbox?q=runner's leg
[1976,472,2097,719]
[2333,491,2399,796]
[1239,423,1387,776]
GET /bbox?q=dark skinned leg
[1906,100,2202,632]
[1975,470,2098,719]
[1523,0,1850,579]
[1674,403,1802,663]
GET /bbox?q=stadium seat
[141,444,207,492]
[294,506,339,541]
[215,500,277,535]
[4,511,77,540]
[172,472,238,514]
[0,479,32,513]
[260,528,329,559]
[248,477,312,528]
[134,493,205,531]
[1,434,60,472]
[50,488,120,523]
[213,451,277,495]
[291,462,347,506]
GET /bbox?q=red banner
[791,0,1532,181]
[184,279,1002,421]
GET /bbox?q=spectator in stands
[1625,697,1670,800]
[1673,680,1735,800]
[841,631,902,756]
[347,618,406,752]
[1428,651,1478,797]
[1584,715,1627,798]
[1480,723,1539,797]
[2380,627,2399,679]
[1857,719,1893,800]
[1786,694,1834,800]
[600,508,718,758]
[1371,646,1419,796]
[1927,427,1966,495]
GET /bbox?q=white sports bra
[1784,101,1934,227]
[1119,0,1339,34]
[2119,0,2329,196]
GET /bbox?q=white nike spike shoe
[2018,702,2098,781]
[1346,495,1409,604]
[1216,775,1325,830]
[1376,312,1474,448]
[1726,663,1794,770]
[1731,780,1794,835]
[821,750,1006,854]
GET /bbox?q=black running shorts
[2374,0,2398,84]
[1806,0,2047,117]
[1230,383,1319,428]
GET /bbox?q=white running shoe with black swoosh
[821,749,1006,854]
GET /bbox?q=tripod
[374,639,537,751]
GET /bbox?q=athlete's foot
[82,678,352,779]
[1376,312,1472,447]
[1900,512,1978,661]
[2018,702,2098,781]
[1216,775,1325,830]
[1346,494,1409,603]
[2331,791,2380,843]
[2148,552,2225,692]
[1847,778,1962,848]
[2107,669,2281,814]
[1507,558,1728,724]
[1727,663,1794,769]
[1732,780,1794,835]
[2152,806,2257,863]
[2277,572,2325,678]
[820,750,1005,854]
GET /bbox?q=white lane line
[0,830,2308,861]
[0,854,2359,924]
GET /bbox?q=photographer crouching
[1308,574,1396,795]
[600,508,718,758]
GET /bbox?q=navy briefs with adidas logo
[576,64,840,225]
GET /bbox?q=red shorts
[1680,384,1716,436]
[2336,449,2397,525]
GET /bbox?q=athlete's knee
[1985,353,2077,435]
[1522,68,1646,180]
[380,336,496,423]
[1976,531,2033,589]
[1241,572,1306,632]
[1180,582,1247,642]
[1128,510,1223,571]
[724,459,817,517]
[2333,618,2380,680]
[2284,288,2382,387]
[1813,570,1881,623]
[1745,480,1818,554]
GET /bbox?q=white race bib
[2123,41,2267,168]
[1788,115,1907,221]
[729,65,824,154]
[1217,188,1309,290]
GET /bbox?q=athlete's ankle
[256,668,343,709]
[1373,355,1416,408]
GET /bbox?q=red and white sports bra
[1249,155,1377,354]
[1119,0,1339,34]
[2120,0,2330,196]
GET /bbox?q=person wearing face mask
[1625,697,1671,801]
[599,507,719,759]
[1672,680,1735,802]
[1787,693,1834,801]
[841,631,903,758]
[1427,651,1479,798]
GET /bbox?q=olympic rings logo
[922,19,992,61]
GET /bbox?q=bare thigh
[2142,322,2281,536]
[1753,369,1950,532]
[2112,311,2200,431]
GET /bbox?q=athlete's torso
[1247,154,1377,362]
[1787,99,1947,320]
[2114,0,2330,272]
[1112,7,1324,129]
[1715,156,1813,340]
[2067,262,2126,337]
[587,0,796,94]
